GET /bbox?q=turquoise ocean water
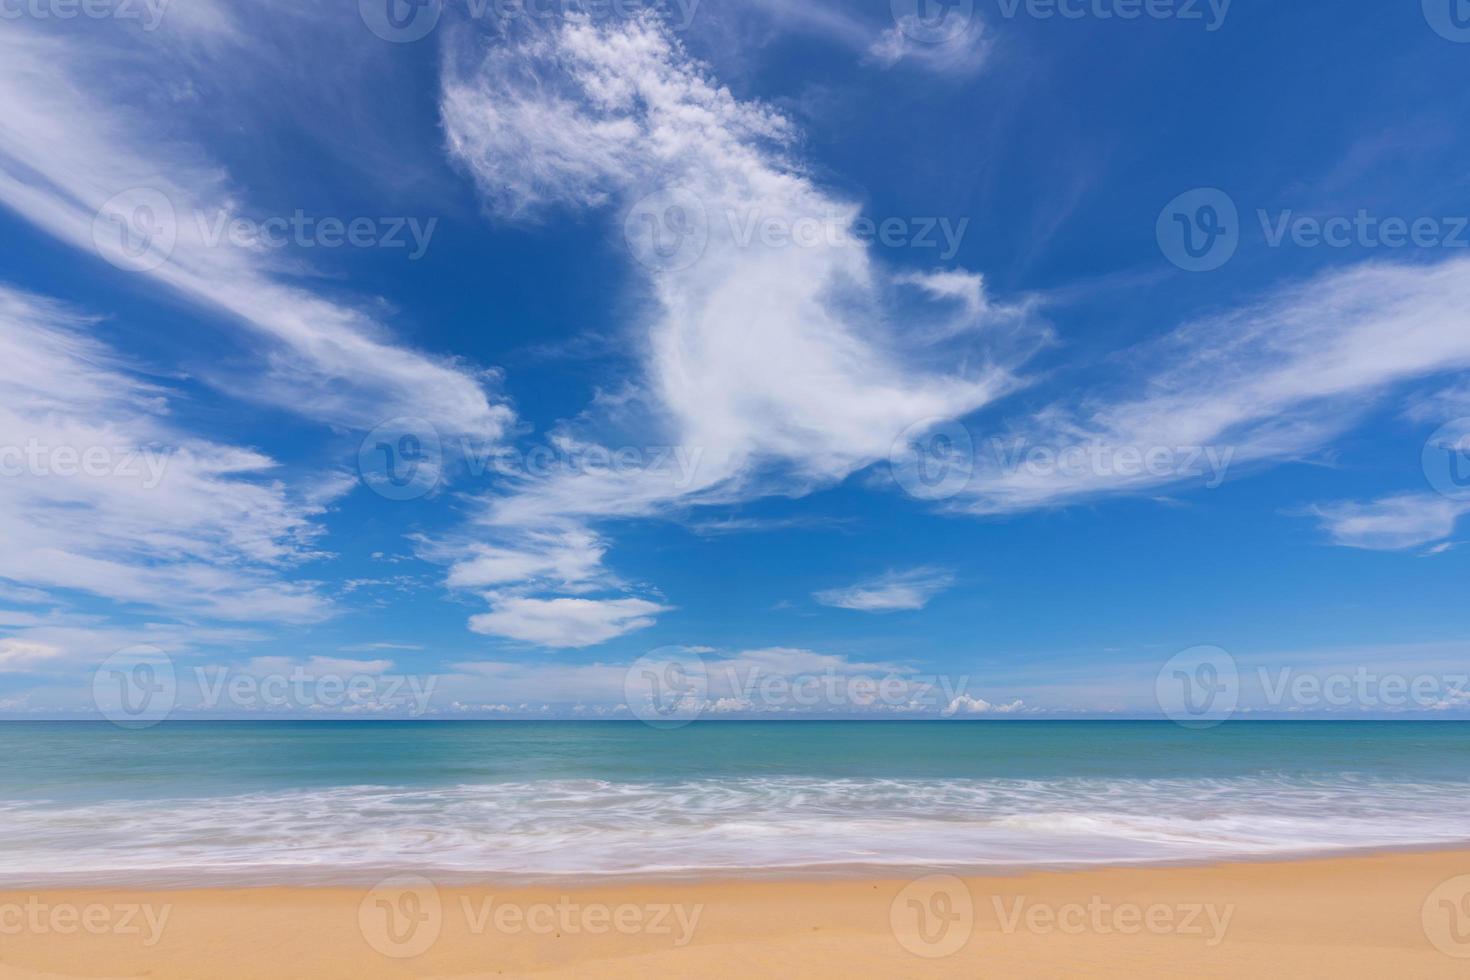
[1,721,1467,885]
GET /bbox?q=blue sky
[2,0,1469,720]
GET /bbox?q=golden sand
[2,849,1469,978]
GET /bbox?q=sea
[1,720,1466,886]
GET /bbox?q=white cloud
[1311,493,1470,551]
[0,639,65,673]
[0,24,510,439]
[941,694,1025,716]
[0,286,339,621]
[436,15,1039,641]
[731,0,990,76]
[813,567,956,612]
[466,596,671,647]
[956,256,1470,513]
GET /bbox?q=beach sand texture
[2,849,1468,978]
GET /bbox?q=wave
[2,774,1466,885]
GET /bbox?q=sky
[1,0,1469,721]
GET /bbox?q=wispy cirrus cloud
[0,23,511,440]
[814,567,956,612]
[944,256,1470,514]
[1310,493,1470,552]
[466,596,672,648]
[0,286,341,623]
[435,14,1040,644]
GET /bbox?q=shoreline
[2,848,1468,977]
[5,838,1469,892]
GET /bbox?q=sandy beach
[1,849,1467,978]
